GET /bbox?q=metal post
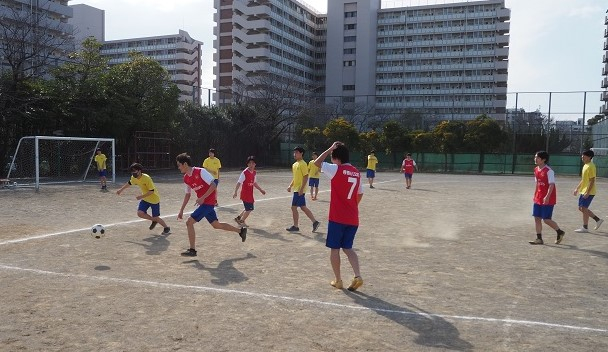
[546,92,552,152]
[581,91,587,152]
[111,139,116,185]
[35,136,40,192]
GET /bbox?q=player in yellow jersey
[117,163,171,235]
[286,146,320,232]
[573,149,603,233]
[203,148,221,206]
[366,150,378,189]
[308,152,320,200]
[94,149,107,191]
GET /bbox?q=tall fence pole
[581,91,587,152]
[546,92,552,152]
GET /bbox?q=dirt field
[1,170,608,351]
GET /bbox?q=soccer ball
[91,224,105,239]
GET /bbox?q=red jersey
[238,168,256,203]
[322,162,363,226]
[183,167,217,206]
[402,159,416,174]
[534,165,556,205]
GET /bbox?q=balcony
[601,103,608,115]
[497,8,511,20]
[601,91,608,101]
[603,77,608,89]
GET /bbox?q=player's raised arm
[314,141,341,168]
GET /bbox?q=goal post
[5,136,115,191]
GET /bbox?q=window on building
[343,85,355,91]
[344,48,356,54]
[344,24,356,30]
[344,36,356,42]
[343,60,356,67]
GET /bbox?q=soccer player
[94,148,107,191]
[366,150,378,189]
[529,151,565,245]
[116,163,171,235]
[314,141,364,291]
[233,156,266,227]
[286,146,320,232]
[401,153,418,189]
[176,153,247,257]
[308,152,320,200]
[202,148,221,206]
[573,149,604,233]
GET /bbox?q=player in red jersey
[530,151,565,245]
[233,156,266,227]
[314,141,364,291]
[175,153,247,257]
[400,153,418,189]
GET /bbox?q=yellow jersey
[292,159,309,192]
[94,153,107,170]
[308,160,320,179]
[580,162,597,195]
[129,173,160,204]
[203,157,222,179]
[367,154,378,170]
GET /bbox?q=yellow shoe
[347,276,363,291]
[330,279,343,289]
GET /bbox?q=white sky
[70,0,608,120]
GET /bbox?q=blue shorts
[243,202,254,211]
[578,194,595,208]
[291,192,306,207]
[213,179,219,185]
[309,178,319,187]
[138,200,160,217]
[98,170,107,177]
[532,203,554,219]
[366,169,375,178]
[190,204,219,224]
[326,221,358,249]
[404,172,413,179]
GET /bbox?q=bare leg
[137,210,154,221]
[535,217,543,234]
[151,216,168,228]
[330,249,341,281]
[210,220,240,233]
[300,206,316,223]
[343,248,361,278]
[186,217,197,249]
[543,219,560,231]
[240,210,252,222]
[291,206,299,227]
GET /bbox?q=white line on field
[0,179,399,246]
[0,263,605,334]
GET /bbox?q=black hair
[294,146,305,154]
[130,163,143,171]
[209,148,216,154]
[176,152,193,166]
[246,155,256,164]
[582,149,594,158]
[535,150,549,163]
[331,144,350,164]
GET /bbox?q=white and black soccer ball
[91,224,106,239]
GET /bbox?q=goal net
[5,136,115,190]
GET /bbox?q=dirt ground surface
[1,170,607,351]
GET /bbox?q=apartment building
[100,30,203,103]
[214,0,510,121]
[213,0,327,103]
[0,0,74,75]
[69,3,104,49]
[602,11,608,116]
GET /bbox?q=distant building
[69,4,104,48]
[1,0,74,75]
[100,31,202,103]
[214,0,510,121]
[602,10,608,116]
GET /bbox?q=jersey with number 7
[321,162,363,226]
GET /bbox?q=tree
[464,115,508,172]
[323,117,359,150]
[301,127,324,153]
[380,120,410,167]
[433,120,466,172]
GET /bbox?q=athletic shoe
[370,185,375,189]
[555,230,565,244]
[330,279,343,289]
[149,221,158,230]
[181,248,197,257]
[162,227,171,235]
[574,228,589,233]
[240,222,249,228]
[312,221,320,232]
[347,276,364,291]
[528,238,544,245]
[286,226,299,232]
[239,227,247,242]
[595,219,604,230]
[234,216,242,225]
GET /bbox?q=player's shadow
[345,291,473,351]
[251,228,291,242]
[558,244,608,260]
[125,234,171,255]
[408,188,438,193]
[183,252,256,286]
